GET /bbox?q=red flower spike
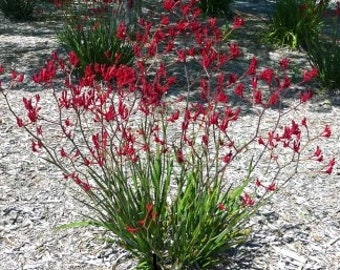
[68,51,79,67]
[266,182,276,191]
[302,68,318,82]
[279,58,290,70]
[60,148,67,158]
[322,125,331,138]
[116,22,127,40]
[126,226,139,234]
[232,17,245,29]
[267,92,279,106]
[281,75,291,88]
[247,57,257,75]
[255,178,262,187]
[176,149,185,163]
[234,83,244,97]
[241,193,254,206]
[163,0,177,11]
[146,203,153,213]
[160,15,170,25]
[301,117,307,127]
[202,135,208,146]
[260,68,274,84]
[300,90,313,103]
[228,43,240,59]
[215,91,228,103]
[16,117,24,127]
[222,151,232,164]
[0,65,4,73]
[217,203,226,211]
[253,90,262,104]
[258,137,265,145]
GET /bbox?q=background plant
[305,2,340,91]
[0,0,36,21]
[0,0,335,269]
[199,0,234,17]
[264,0,329,50]
[56,0,135,77]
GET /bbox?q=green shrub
[264,0,329,50]
[56,1,134,78]
[305,5,340,92]
[0,0,36,21]
[199,0,234,17]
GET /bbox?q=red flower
[260,68,274,84]
[126,226,139,234]
[241,193,254,206]
[163,0,177,11]
[222,151,232,164]
[160,15,170,25]
[16,117,24,127]
[300,90,313,103]
[116,22,127,40]
[228,43,240,59]
[68,51,79,67]
[253,90,262,104]
[303,68,318,82]
[217,203,226,211]
[247,57,257,75]
[176,149,185,163]
[279,58,290,70]
[322,125,331,138]
[234,83,244,97]
[266,182,276,191]
[232,17,245,29]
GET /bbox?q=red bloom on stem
[324,158,336,174]
[116,22,127,40]
[266,182,276,191]
[126,225,139,234]
[303,68,318,82]
[217,203,227,211]
[222,151,232,164]
[228,43,240,59]
[163,0,177,11]
[234,83,244,97]
[279,58,290,70]
[241,193,254,206]
[247,57,257,75]
[16,117,24,127]
[253,90,262,104]
[322,125,331,138]
[232,17,245,29]
[300,90,313,103]
[260,68,274,84]
[176,149,185,163]
[68,51,79,67]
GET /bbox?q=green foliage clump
[56,1,134,78]
[199,0,234,17]
[0,0,36,21]
[264,0,329,50]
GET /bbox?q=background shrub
[305,3,340,92]
[56,1,134,78]
[0,0,36,21]
[199,0,234,17]
[264,0,329,50]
